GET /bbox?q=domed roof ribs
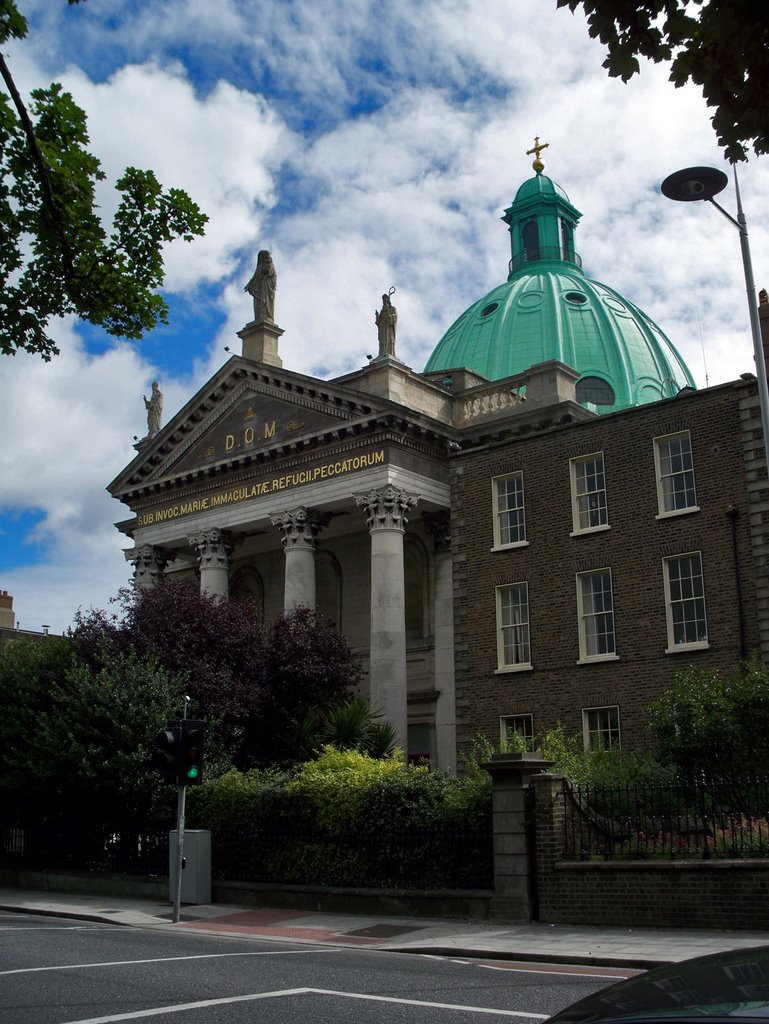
[424,144,697,411]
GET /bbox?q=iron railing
[0,818,168,876]
[564,778,769,860]
[0,816,493,890]
[212,826,494,889]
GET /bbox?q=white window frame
[576,568,618,663]
[663,551,709,652]
[582,705,621,750]
[570,452,609,535]
[500,714,534,748]
[495,582,532,672]
[654,431,699,518]
[491,472,528,550]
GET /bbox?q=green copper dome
[425,166,695,412]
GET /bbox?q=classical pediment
[108,358,385,498]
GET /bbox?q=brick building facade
[451,374,765,753]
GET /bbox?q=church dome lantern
[425,140,696,413]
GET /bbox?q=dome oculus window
[480,302,499,318]
[565,292,588,305]
[576,376,615,406]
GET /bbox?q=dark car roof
[548,947,769,1024]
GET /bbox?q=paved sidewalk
[1,887,767,970]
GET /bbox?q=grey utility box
[168,829,211,905]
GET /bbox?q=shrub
[188,767,287,831]
[285,746,403,833]
[648,661,769,783]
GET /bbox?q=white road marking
[0,925,123,932]
[475,963,635,980]
[0,947,339,976]
[57,987,551,1023]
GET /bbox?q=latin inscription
[135,448,385,528]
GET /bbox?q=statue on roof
[245,250,277,322]
[375,287,397,358]
[143,381,163,438]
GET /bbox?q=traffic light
[179,720,204,786]
[151,721,181,782]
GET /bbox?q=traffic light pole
[172,782,186,924]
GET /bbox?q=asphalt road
[0,910,632,1024]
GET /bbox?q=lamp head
[661,166,728,202]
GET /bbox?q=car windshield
[549,947,769,1024]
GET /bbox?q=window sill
[655,506,700,521]
[665,641,709,654]
[490,541,530,553]
[495,664,534,674]
[570,525,610,538]
[576,654,620,665]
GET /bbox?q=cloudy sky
[2,0,767,634]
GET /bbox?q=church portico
[115,364,455,763]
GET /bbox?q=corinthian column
[354,485,420,755]
[270,507,328,611]
[125,544,172,591]
[188,528,233,602]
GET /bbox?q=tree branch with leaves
[0,0,208,359]
[556,0,769,162]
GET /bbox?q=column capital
[270,506,329,551]
[187,528,233,567]
[355,485,419,532]
[125,544,174,587]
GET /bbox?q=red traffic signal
[179,720,204,786]
[151,722,181,782]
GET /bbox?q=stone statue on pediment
[245,250,277,322]
[375,288,397,358]
[143,381,163,437]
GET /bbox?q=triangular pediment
[108,357,388,498]
[166,379,355,476]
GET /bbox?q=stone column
[355,485,419,754]
[125,544,172,590]
[270,507,328,611]
[481,753,554,921]
[188,528,232,602]
[424,511,456,773]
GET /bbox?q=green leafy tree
[0,0,207,358]
[0,636,184,824]
[556,0,769,161]
[648,660,769,782]
[255,607,363,764]
[72,581,268,721]
[72,583,362,767]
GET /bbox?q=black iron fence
[0,815,493,890]
[564,777,769,860]
[212,826,493,889]
[0,818,168,876]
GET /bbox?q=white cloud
[54,61,293,290]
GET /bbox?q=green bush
[462,726,676,790]
[188,767,287,831]
[358,765,491,832]
[285,746,403,833]
[648,661,769,783]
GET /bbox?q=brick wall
[530,774,769,930]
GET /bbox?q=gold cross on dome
[526,136,549,171]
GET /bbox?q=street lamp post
[661,165,769,475]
